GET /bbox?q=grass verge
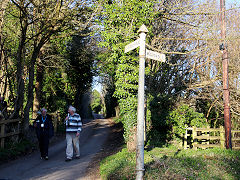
[100,145,240,180]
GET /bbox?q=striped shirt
[66,113,82,133]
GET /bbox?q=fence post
[192,126,197,150]
[0,123,5,148]
[184,128,187,149]
[220,126,225,148]
[231,130,234,149]
[206,126,210,147]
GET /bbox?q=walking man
[65,105,82,161]
[34,108,53,160]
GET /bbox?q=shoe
[45,156,49,160]
[65,158,72,162]
[40,157,44,160]
[75,156,80,159]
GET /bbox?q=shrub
[166,104,208,140]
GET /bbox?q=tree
[166,104,208,140]
[96,0,240,148]
[65,33,96,117]
[0,0,98,133]
[96,0,159,149]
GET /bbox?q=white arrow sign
[124,39,140,53]
[146,49,166,62]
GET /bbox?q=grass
[100,146,136,180]
[100,145,240,180]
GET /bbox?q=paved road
[0,115,109,180]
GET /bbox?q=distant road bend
[0,114,108,180]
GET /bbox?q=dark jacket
[34,114,54,139]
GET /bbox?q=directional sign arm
[146,49,166,62]
[124,39,140,53]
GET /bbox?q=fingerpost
[124,24,165,180]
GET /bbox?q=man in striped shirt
[65,105,82,161]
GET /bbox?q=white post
[136,24,148,180]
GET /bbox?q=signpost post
[124,24,165,180]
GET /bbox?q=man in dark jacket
[34,108,53,160]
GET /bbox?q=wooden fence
[0,119,21,148]
[232,129,240,150]
[0,111,62,149]
[184,126,240,150]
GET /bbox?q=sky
[92,76,102,93]
[226,0,240,7]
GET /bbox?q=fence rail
[184,126,240,150]
[0,119,21,148]
[232,130,240,150]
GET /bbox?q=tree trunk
[0,0,10,96]
[10,19,28,119]
[127,126,137,152]
[23,48,38,132]
[33,62,44,119]
[23,37,48,132]
[0,0,10,64]
[74,89,82,114]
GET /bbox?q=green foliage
[166,104,208,140]
[144,95,175,147]
[65,35,94,94]
[65,34,95,117]
[0,0,96,122]
[97,0,159,141]
[100,146,240,180]
[91,89,103,113]
[0,138,34,162]
[145,147,240,180]
[149,95,175,128]
[103,85,118,118]
[39,34,95,118]
[196,98,223,128]
[41,69,68,115]
[100,148,136,180]
[118,97,138,140]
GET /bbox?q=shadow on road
[0,116,110,180]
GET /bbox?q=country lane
[0,115,109,180]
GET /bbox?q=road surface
[0,114,108,180]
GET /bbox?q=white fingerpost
[136,24,148,180]
[124,24,165,180]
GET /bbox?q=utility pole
[220,0,232,149]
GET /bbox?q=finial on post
[137,24,149,33]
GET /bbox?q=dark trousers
[38,132,49,157]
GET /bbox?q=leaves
[96,0,159,141]
[166,104,208,139]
